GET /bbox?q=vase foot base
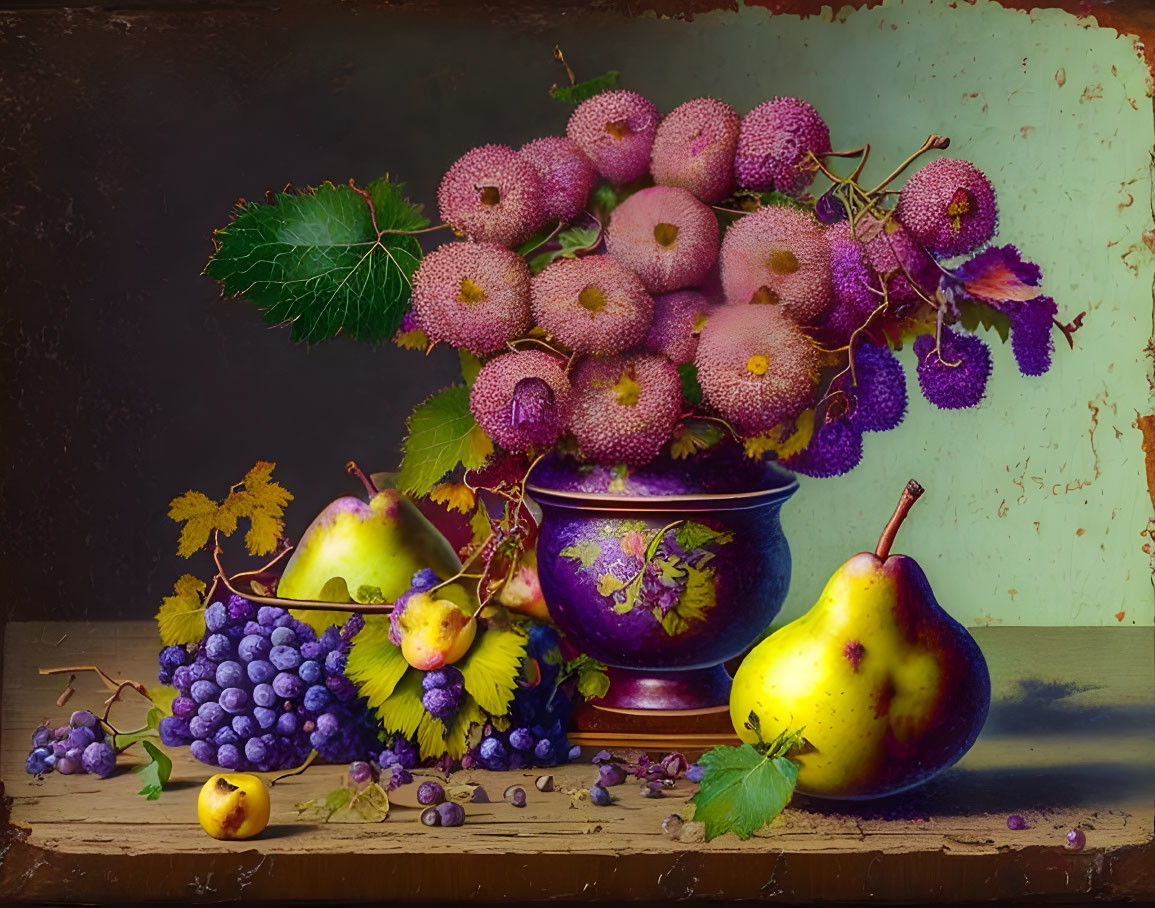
[596,664,732,711]
[570,697,740,754]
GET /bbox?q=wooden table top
[1,621,1152,904]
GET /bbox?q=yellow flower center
[457,278,486,304]
[746,354,770,376]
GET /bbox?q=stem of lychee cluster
[867,135,951,196]
[874,480,926,559]
[346,461,379,497]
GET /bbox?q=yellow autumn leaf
[156,574,208,646]
[743,411,815,461]
[167,491,219,558]
[430,482,477,515]
[597,574,627,596]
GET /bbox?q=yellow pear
[730,480,990,799]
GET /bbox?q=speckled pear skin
[276,489,461,603]
[730,548,990,800]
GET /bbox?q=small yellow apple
[397,591,477,670]
[197,773,271,840]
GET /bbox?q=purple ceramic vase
[527,447,798,711]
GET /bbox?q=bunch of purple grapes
[157,594,382,772]
[25,710,116,779]
[460,624,580,771]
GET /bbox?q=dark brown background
[3,0,1153,625]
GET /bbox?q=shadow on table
[791,761,1152,820]
[983,677,1155,735]
[259,824,314,840]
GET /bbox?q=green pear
[730,480,990,799]
[276,463,461,616]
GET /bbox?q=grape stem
[875,479,925,559]
[268,749,318,786]
[866,134,950,196]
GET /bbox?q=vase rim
[526,475,798,512]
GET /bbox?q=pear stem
[346,461,378,497]
[874,479,925,559]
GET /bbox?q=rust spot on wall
[1135,412,1155,513]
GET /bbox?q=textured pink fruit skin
[897,158,998,258]
[530,254,655,355]
[567,90,660,185]
[437,144,545,247]
[519,136,598,223]
[568,353,682,466]
[469,350,572,451]
[823,220,878,344]
[734,97,831,195]
[411,242,532,353]
[719,205,833,323]
[605,185,720,294]
[694,305,819,434]
[644,289,713,365]
[854,214,940,308]
[650,97,740,203]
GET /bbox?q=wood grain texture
[1,621,1152,902]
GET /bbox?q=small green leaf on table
[136,741,173,801]
[688,729,804,841]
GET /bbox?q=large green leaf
[456,627,526,716]
[397,386,494,497]
[205,178,427,343]
[345,616,410,712]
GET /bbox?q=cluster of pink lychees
[401,89,1062,478]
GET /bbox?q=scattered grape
[436,801,466,827]
[417,781,445,805]
[1065,828,1086,851]
[348,761,373,785]
[589,784,612,807]
[1006,814,1027,830]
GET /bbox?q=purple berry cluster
[400,88,1063,480]
[589,749,697,803]
[25,710,116,779]
[157,594,382,772]
[459,624,579,771]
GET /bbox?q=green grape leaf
[688,742,799,841]
[415,711,447,760]
[136,741,173,801]
[527,224,602,274]
[115,706,167,750]
[345,617,411,715]
[678,362,703,406]
[573,657,610,701]
[205,177,427,343]
[376,670,426,737]
[398,386,495,497]
[670,419,725,460]
[445,693,486,761]
[559,540,602,568]
[675,521,733,551]
[957,298,1012,343]
[457,628,526,716]
[550,70,620,104]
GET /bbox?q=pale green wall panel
[616,0,1154,625]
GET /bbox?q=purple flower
[1007,296,1058,376]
